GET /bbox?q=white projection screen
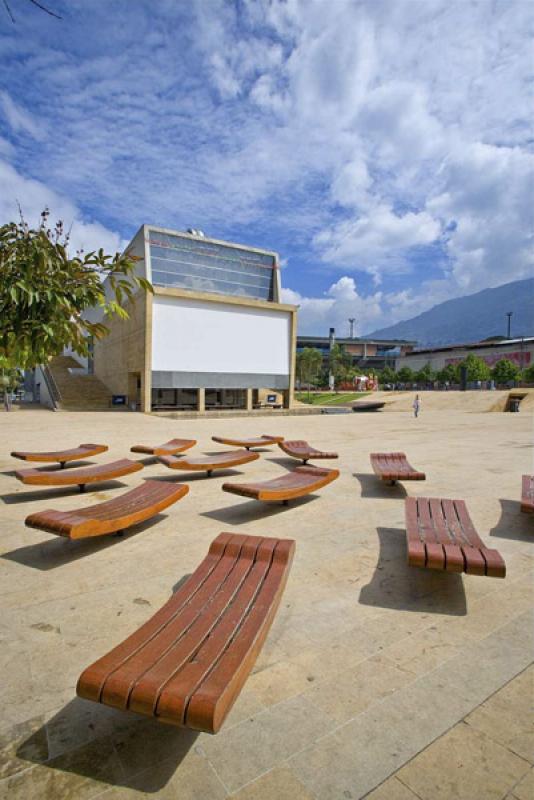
[151,296,291,377]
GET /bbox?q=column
[197,388,205,413]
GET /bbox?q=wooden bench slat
[77,533,295,733]
[212,435,284,450]
[428,498,465,573]
[130,439,196,456]
[161,539,294,732]
[521,475,534,513]
[77,534,234,702]
[370,452,425,483]
[25,480,188,539]
[443,500,486,575]
[279,440,338,463]
[15,459,143,490]
[418,497,445,570]
[11,443,108,465]
[129,538,274,719]
[222,466,339,502]
[405,497,505,578]
[100,536,254,709]
[160,450,259,474]
[405,497,427,568]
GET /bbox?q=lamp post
[506,311,513,339]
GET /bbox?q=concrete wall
[92,291,148,403]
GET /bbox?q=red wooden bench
[131,439,196,457]
[278,440,338,464]
[14,459,143,493]
[25,480,188,539]
[211,435,284,450]
[521,475,534,514]
[405,497,506,577]
[222,465,339,504]
[77,532,295,733]
[160,450,259,477]
[11,443,108,468]
[370,452,425,484]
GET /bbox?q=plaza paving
[0,405,532,799]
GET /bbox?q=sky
[1,0,532,337]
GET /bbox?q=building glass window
[148,231,276,301]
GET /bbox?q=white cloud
[0,0,531,334]
[0,91,42,139]
[0,160,126,255]
[281,276,384,336]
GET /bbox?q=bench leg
[59,461,66,469]
[207,470,213,477]
[79,484,86,493]
[282,500,289,506]
[112,530,124,537]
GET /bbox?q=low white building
[395,337,534,373]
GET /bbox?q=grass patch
[295,391,370,406]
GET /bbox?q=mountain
[366,278,534,346]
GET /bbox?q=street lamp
[506,312,513,339]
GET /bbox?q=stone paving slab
[0,407,532,799]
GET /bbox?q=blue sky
[1,0,532,335]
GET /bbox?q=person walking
[413,394,421,418]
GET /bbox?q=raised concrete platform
[0,408,532,798]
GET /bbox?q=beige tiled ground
[0,406,532,799]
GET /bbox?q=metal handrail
[41,364,62,409]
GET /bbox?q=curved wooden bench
[278,440,338,464]
[77,532,295,733]
[131,439,196,457]
[405,497,506,578]
[211,435,284,450]
[222,465,339,503]
[25,480,188,539]
[15,459,143,493]
[11,443,108,468]
[521,475,534,514]
[370,452,425,485]
[160,450,259,477]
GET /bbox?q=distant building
[394,336,534,372]
[296,335,416,372]
[84,225,297,412]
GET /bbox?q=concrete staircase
[47,355,113,411]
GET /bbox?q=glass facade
[148,230,276,301]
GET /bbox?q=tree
[0,210,153,372]
[459,354,491,382]
[379,365,396,385]
[436,363,459,384]
[329,343,352,387]
[522,363,534,383]
[0,362,22,411]
[396,366,414,383]
[415,362,435,384]
[296,347,323,400]
[492,359,520,385]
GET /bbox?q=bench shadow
[359,527,467,616]
[489,499,534,542]
[265,456,303,468]
[16,697,198,793]
[1,480,128,504]
[353,473,407,499]
[1,461,95,478]
[148,469,243,482]
[1,514,169,571]
[201,495,317,525]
